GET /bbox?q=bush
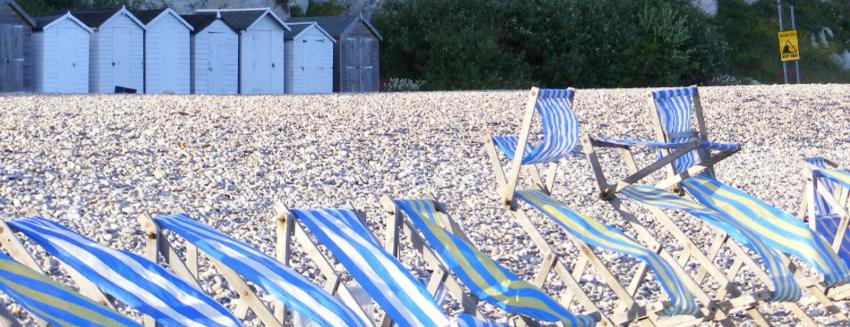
[375,0,729,89]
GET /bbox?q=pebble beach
[1,84,849,325]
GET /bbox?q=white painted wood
[89,10,144,93]
[190,19,238,95]
[285,23,333,94]
[143,10,191,94]
[238,14,284,94]
[32,14,90,93]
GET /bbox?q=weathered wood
[502,87,541,205]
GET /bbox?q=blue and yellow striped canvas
[681,175,850,286]
[395,199,598,327]
[651,86,701,174]
[291,208,503,327]
[492,88,579,165]
[7,216,242,327]
[0,252,138,327]
[513,190,699,316]
[620,184,801,301]
[153,214,371,327]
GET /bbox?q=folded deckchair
[485,87,739,326]
[379,196,600,327]
[800,157,850,299]
[0,216,241,327]
[582,86,850,321]
[139,213,372,327]
[275,204,504,327]
[0,251,138,327]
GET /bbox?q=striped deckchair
[0,251,138,327]
[800,157,850,299]
[276,204,504,327]
[379,196,600,327]
[591,86,850,321]
[1,216,241,327]
[485,87,713,326]
[139,213,372,327]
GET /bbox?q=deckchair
[0,251,138,327]
[275,204,504,327]
[484,87,747,326]
[583,137,817,325]
[581,86,850,320]
[138,213,373,327]
[379,195,600,327]
[0,216,241,327]
[800,157,850,299]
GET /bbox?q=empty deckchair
[276,204,504,327]
[1,216,241,327]
[485,87,712,326]
[584,86,850,319]
[139,213,372,327]
[379,196,599,327]
[800,157,850,299]
[0,251,138,327]
[583,134,816,325]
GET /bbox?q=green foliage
[290,0,351,17]
[375,0,728,90]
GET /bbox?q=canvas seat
[0,251,138,327]
[139,213,372,327]
[583,85,850,325]
[0,216,240,327]
[380,196,600,327]
[276,204,503,327]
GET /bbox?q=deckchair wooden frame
[273,203,402,327]
[580,87,846,324]
[583,135,820,326]
[799,159,850,301]
[138,213,286,326]
[0,215,156,327]
[379,194,567,327]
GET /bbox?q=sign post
[777,0,788,84]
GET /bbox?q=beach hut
[0,0,34,92]
[32,12,92,93]
[287,14,382,92]
[284,22,334,94]
[181,12,238,95]
[134,8,193,94]
[199,8,287,94]
[72,6,145,93]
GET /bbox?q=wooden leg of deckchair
[484,134,509,193]
[208,257,281,326]
[274,207,294,322]
[693,233,728,284]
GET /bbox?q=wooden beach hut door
[112,27,130,89]
[342,36,375,92]
[0,24,24,92]
[251,31,271,93]
[208,32,227,94]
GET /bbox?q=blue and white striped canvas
[651,86,702,174]
[291,208,457,327]
[0,252,139,327]
[513,190,699,316]
[620,184,801,301]
[803,157,850,267]
[153,214,371,327]
[493,88,579,165]
[681,175,850,287]
[395,199,598,326]
[7,216,241,327]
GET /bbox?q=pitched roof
[195,8,287,32]
[132,8,192,30]
[284,22,335,42]
[181,13,228,33]
[286,14,381,40]
[70,7,121,28]
[0,0,35,27]
[33,12,93,32]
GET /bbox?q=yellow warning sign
[778,30,800,62]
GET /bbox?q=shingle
[218,10,265,32]
[181,13,223,33]
[284,23,312,40]
[33,13,64,30]
[286,15,352,38]
[131,8,166,25]
[70,8,121,28]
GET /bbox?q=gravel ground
[0,84,849,326]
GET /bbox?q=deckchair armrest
[701,141,740,152]
[588,135,694,150]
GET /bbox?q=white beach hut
[31,12,92,93]
[133,8,193,94]
[72,6,145,93]
[182,12,238,95]
[284,22,334,94]
[199,8,288,94]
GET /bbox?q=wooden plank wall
[0,3,31,92]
